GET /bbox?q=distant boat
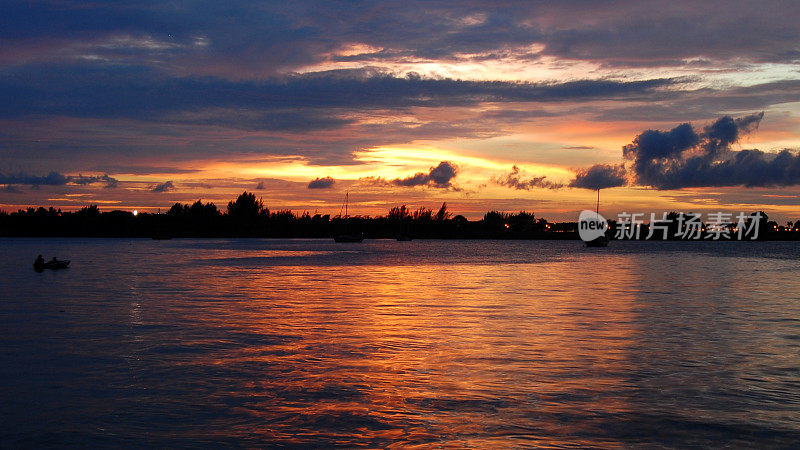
[334,233,364,243]
[333,192,364,243]
[34,259,70,271]
[585,235,609,247]
[585,189,609,247]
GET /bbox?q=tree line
[0,191,797,240]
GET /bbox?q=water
[1,238,799,447]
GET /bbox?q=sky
[1,0,800,221]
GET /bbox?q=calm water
[1,238,799,447]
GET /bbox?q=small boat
[334,233,364,243]
[34,259,70,271]
[584,189,609,247]
[585,235,609,247]
[333,192,363,243]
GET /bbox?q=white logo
[578,210,608,241]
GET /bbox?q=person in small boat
[34,255,44,267]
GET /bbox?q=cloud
[569,164,627,190]
[151,180,175,192]
[0,170,121,190]
[0,65,678,121]
[701,112,763,155]
[93,166,200,175]
[255,181,266,190]
[492,165,563,190]
[0,171,69,186]
[392,161,458,188]
[307,176,335,189]
[622,123,699,162]
[429,161,458,186]
[1,184,23,193]
[0,65,680,167]
[393,173,428,187]
[569,112,800,190]
[0,171,119,189]
[4,1,799,74]
[535,3,800,66]
[619,112,800,189]
[69,173,119,188]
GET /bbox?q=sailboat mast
[596,189,600,215]
[345,191,348,218]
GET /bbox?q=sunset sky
[2,1,800,220]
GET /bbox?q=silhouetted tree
[435,202,451,221]
[188,200,219,218]
[388,205,411,220]
[168,202,187,216]
[227,192,266,219]
[507,211,535,232]
[483,210,508,232]
[413,206,432,221]
[76,204,100,218]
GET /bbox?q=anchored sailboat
[585,189,609,247]
[333,192,364,243]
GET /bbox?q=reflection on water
[1,239,799,446]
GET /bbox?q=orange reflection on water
[6,239,800,446]
[161,245,645,446]
[5,238,800,447]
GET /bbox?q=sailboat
[585,188,609,247]
[333,192,364,243]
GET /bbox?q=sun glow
[205,143,577,188]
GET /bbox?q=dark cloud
[569,164,627,190]
[1,184,23,194]
[429,161,458,186]
[701,113,763,155]
[255,181,266,190]
[623,123,699,161]
[307,176,336,189]
[93,166,201,175]
[620,112,800,189]
[151,180,175,192]
[168,108,356,132]
[0,64,679,167]
[70,174,119,188]
[3,1,798,72]
[388,161,459,189]
[0,65,677,121]
[593,80,800,124]
[0,171,69,186]
[572,112,799,190]
[492,165,563,190]
[0,171,119,188]
[393,173,429,187]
